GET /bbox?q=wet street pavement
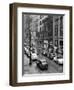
[23,54,63,75]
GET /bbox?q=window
[60,40,63,46]
[55,25,58,36]
[40,27,41,32]
[60,16,63,36]
[40,21,42,25]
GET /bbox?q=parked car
[49,53,55,60]
[57,54,63,65]
[53,55,58,62]
[58,58,63,65]
[56,47,63,55]
[31,49,38,61]
[24,47,30,57]
[42,49,47,56]
[47,46,55,59]
[36,58,48,70]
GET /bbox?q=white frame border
[17,7,70,82]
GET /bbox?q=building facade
[53,16,63,49]
[23,14,63,54]
[36,15,53,54]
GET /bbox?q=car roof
[39,58,46,62]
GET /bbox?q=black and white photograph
[10,3,72,86]
[22,14,64,75]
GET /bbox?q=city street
[23,14,63,75]
[23,54,63,75]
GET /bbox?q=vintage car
[57,54,63,65]
[36,58,48,70]
[53,55,58,62]
[42,48,48,56]
[24,46,30,57]
[31,49,38,61]
[58,58,63,65]
[49,53,55,60]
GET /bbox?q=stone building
[53,15,63,48]
[36,15,53,54]
[23,14,63,54]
